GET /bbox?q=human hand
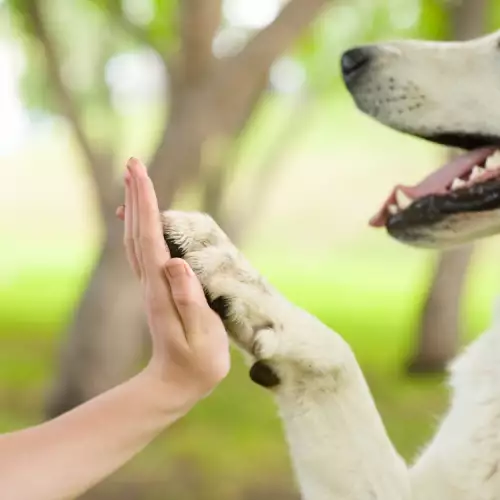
[117,158,230,405]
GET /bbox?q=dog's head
[342,29,500,248]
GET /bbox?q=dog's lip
[370,146,497,227]
[418,133,500,152]
[386,177,500,242]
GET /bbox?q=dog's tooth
[451,178,466,190]
[388,204,398,215]
[485,151,500,170]
[395,189,413,209]
[470,165,485,181]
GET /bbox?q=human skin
[0,158,230,500]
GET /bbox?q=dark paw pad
[164,234,185,259]
[205,294,231,320]
[249,361,281,388]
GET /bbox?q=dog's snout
[340,47,372,84]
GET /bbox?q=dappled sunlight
[0,40,29,154]
[223,0,282,29]
[105,50,166,112]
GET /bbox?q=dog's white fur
[163,210,500,500]
[349,31,500,143]
[160,31,500,500]
[411,301,500,500]
[160,228,500,500]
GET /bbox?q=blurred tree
[407,0,489,374]
[4,0,333,416]
[2,0,473,414]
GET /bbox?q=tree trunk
[46,222,146,416]
[47,98,224,416]
[448,0,488,40]
[407,0,488,374]
[407,245,473,373]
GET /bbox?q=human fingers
[123,171,141,278]
[128,158,170,282]
[165,259,221,342]
[116,204,125,220]
[128,159,146,279]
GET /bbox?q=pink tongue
[370,147,497,227]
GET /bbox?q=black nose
[341,47,371,83]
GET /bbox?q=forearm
[0,370,193,500]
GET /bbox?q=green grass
[0,238,497,498]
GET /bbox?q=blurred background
[1,0,500,498]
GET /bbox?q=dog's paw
[162,211,287,386]
[161,210,351,388]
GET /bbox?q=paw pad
[249,361,281,388]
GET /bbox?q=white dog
[160,30,500,500]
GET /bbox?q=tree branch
[149,0,329,208]
[200,71,270,229]
[147,101,206,208]
[231,0,330,78]
[146,0,223,206]
[117,15,160,50]
[97,0,167,57]
[448,0,488,41]
[179,0,222,85]
[23,0,114,213]
[221,91,311,243]
[208,0,329,134]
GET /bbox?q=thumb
[165,259,209,336]
[116,204,125,220]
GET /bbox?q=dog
[160,30,500,500]
[342,28,500,499]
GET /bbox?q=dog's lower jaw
[267,315,410,500]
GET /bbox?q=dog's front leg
[270,309,410,500]
[411,299,500,500]
[162,210,410,500]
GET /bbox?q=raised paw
[161,211,285,383]
[161,210,351,388]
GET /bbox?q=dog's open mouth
[370,146,500,233]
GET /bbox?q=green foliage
[489,0,500,31]
[5,0,177,122]
[418,0,449,40]
[292,0,451,96]
[5,0,469,116]
[89,0,178,53]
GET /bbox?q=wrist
[137,364,203,416]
